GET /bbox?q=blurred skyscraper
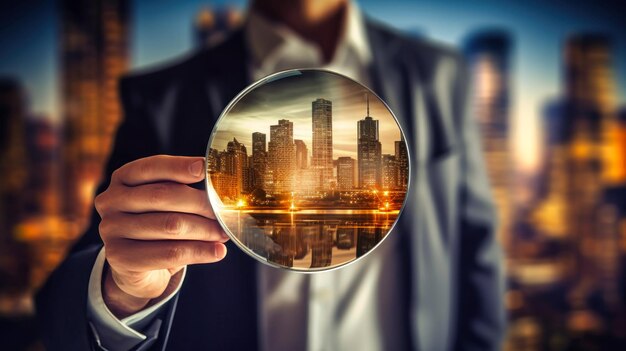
[0,79,65,316]
[526,33,626,341]
[0,79,31,314]
[463,29,513,247]
[60,0,130,232]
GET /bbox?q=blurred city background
[1,0,625,350]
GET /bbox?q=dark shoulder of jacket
[116,29,245,113]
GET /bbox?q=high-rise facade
[294,139,308,169]
[529,34,626,329]
[395,138,409,190]
[225,138,248,195]
[336,157,355,191]
[60,0,130,230]
[268,119,295,195]
[251,132,267,190]
[381,154,398,190]
[311,98,333,191]
[357,96,381,189]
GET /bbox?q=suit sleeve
[35,76,167,350]
[453,57,507,351]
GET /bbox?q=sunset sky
[211,70,402,159]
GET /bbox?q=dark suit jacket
[36,19,506,351]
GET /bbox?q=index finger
[113,155,205,186]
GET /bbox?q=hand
[95,155,228,318]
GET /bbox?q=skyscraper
[251,132,267,190]
[294,139,308,169]
[357,95,381,189]
[311,98,333,191]
[395,138,409,190]
[268,119,295,195]
[381,154,398,190]
[336,157,355,191]
[530,34,625,323]
[60,0,130,230]
[463,29,512,246]
[225,138,248,195]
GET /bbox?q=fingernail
[189,160,204,177]
[214,244,224,259]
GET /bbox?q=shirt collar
[244,2,371,75]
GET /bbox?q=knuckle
[164,213,185,235]
[111,168,122,182]
[166,246,186,263]
[98,219,112,237]
[94,192,109,214]
[138,161,153,178]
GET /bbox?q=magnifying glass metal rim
[205,68,412,273]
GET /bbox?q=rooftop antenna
[366,93,370,117]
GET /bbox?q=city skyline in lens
[212,71,402,160]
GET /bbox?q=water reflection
[220,210,397,270]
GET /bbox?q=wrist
[102,264,152,319]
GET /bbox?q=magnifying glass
[205,69,410,272]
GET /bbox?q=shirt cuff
[87,247,185,351]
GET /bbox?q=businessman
[37,0,506,350]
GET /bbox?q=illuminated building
[267,119,295,195]
[357,95,381,189]
[463,29,513,247]
[251,132,267,190]
[381,154,398,190]
[0,79,30,296]
[60,0,130,231]
[295,168,319,196]
[336,157,355,191]
[194,6,242,48]
[0,81,66,314]
[207,148,219,173]
[225,138,248,195]
[208,139,249,200]
[395,138,408,190]
[294,139,308,169]
[311,98,333,191]
[210,172,238,200]
[529,34,625,330]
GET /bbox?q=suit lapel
[366,19,428,351]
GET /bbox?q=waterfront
[220,209,398,270]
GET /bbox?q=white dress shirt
[87,3,408,351]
